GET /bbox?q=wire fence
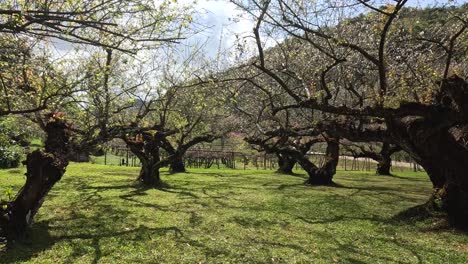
[89,146,423,173]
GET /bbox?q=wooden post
[126,149,129,167]
[233,152,236,169]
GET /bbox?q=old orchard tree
[0,0,194,241]
[230,0,468,226]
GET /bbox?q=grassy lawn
[0,164,467,263]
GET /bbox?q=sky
[51,0,464,61]
[175,0,463,59]
[51,0,250,60]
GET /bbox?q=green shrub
[0,145,21,169]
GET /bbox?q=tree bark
[391,127,468,227]
[310,76,468,227]
[276,153,296,174]
[389,121,468,227]
[342,141,399,176]
[161,135,216,174]
[376,142,394,176]
[169,155,186,173]
[245,134,334,183]
[138,159,161,186]
[124,131,170,188]
[388,76,468,228]
[376,156,391,175]
[0,116,70,241]
[303,139,339,185]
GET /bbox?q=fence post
[126,149,129,167]
[233,152,236,169]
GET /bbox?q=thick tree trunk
[134,150,162,187]
[388,76,468,228]
[392,132,468,227]
[395,135,468,228]
[169,155,186,173]
[307,140,339,185]
[125,132,166,188]
[161,135,217,174]
[375,142,393,175]
[376,157,391,175]
[0,117,70,241]
[321,76,468,228]
[344,141,397,176]
[276,153,296,174]
[138,160,161,186]
[301,140,339,185]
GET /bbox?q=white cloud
[183,0,256,58]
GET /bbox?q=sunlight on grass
[1,164,467,263]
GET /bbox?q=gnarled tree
[122,128,176,186]
[0,114,70,241]
[246,127,340,185]
[342,141,401,175]
[232,0,468,227]
[0,0,197,243]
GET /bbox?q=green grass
[1,164,467,263]
[28,138,43,149]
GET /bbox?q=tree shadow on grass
[229,212,420,263]
[0,221,54,263]
[273,171,308,177]
[389,174,428,182]
[6,169,23,175]
[156,184,200,199]
[0,221,196,264]
[0,168,451,262]
[0,178,212,264]
[102,171,139,178]
[276,183,306,190]
[391,203,455,231]
[0,176,176,263]
[311,182,430,205]
[186,171,240,178]
[276,181,403,195]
